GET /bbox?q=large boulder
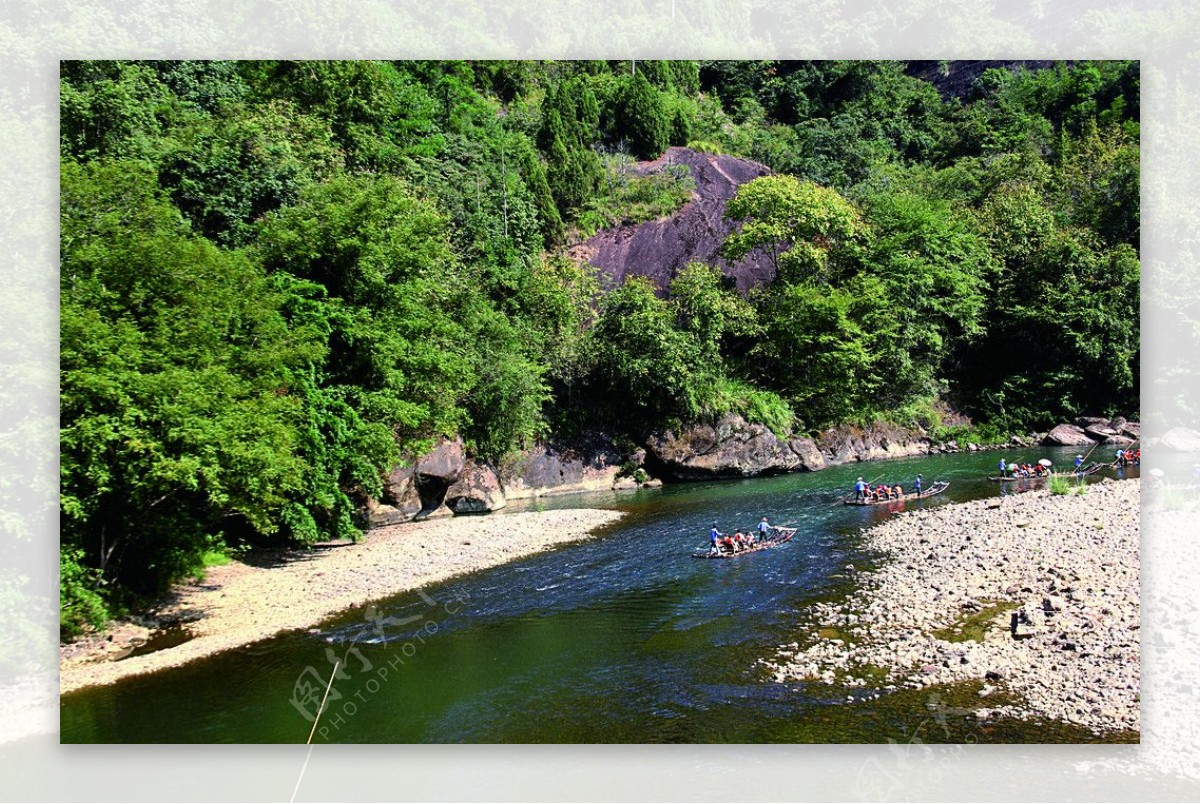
[1042,423,1097,447]
[1084,424,1119,441]
[445,462,507,514]
[644,414,820,480]
[368,465,423,528]
[415,437,465,485]
[1160,427,1200,453]
[1118,421,1141,439]
[367,437,467,527]
[1103,434,1136,446]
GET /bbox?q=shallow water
[59,447,1140,743]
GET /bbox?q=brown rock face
[581,147,775,294]
[644,414,821,480]
[1042,424,1098,447]
[445,462,507,514]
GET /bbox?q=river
[60,446,1141,743]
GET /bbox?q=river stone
[445,462,506,514]
[1042,423,1097,447]
[1103,434,1135,446]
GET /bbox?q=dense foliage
[60,59,1138,633]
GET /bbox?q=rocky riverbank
[768,478,1139,736]
[60,508,624,695]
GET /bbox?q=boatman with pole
[855,477,866,502]
[709,523,723,556]
[757,516,771,543]
[999,457,1007,477]
[1075,454,1084,472]
[915,474,923,497]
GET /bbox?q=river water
[60,447,1142,743]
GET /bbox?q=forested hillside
[60,60,1139,632]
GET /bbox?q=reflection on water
[60,446,1135,743]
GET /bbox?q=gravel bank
[770,478,1139,736]
[60,508,624,695]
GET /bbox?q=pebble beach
[60,508,624,695]
[770,478,1140,736]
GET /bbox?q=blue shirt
[710,527,720,544]
[758,521,769,535]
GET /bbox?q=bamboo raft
[693,527,797,559]
[842,481,949,506]
[987,462,1106,481]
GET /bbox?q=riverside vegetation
[60,60,1139,634]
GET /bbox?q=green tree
[861,191,992,406]
[617,72,669,159]
[60,160,317,605]
[723,174,865,285]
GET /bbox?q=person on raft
[1075,454,1084,471]
[758,516,771,541]
[854,476,866,502]
[709,523,723,556]
[915,474,923,496]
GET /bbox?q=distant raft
[843,481,950,505]
[693,527,797,559]
[987,462,1106,481]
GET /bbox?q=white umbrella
[1149,467,1165,478]
[1038,459,1053,467]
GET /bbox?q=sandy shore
[60,508,624,695]
[769,478,1139,735]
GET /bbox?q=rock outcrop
[366,437,467,526]
[576,147,775,294]
[644,414,824,480]
[816,422,932,464]
[445,462,506,514]
[367,465,423,528]
[499,437,626,499]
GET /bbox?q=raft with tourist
[987,461,1107,481]
[843,475,949,506]
[695,519,797,559]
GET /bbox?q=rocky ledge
[768,479,1139,735]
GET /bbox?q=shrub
[60,548,110,637]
